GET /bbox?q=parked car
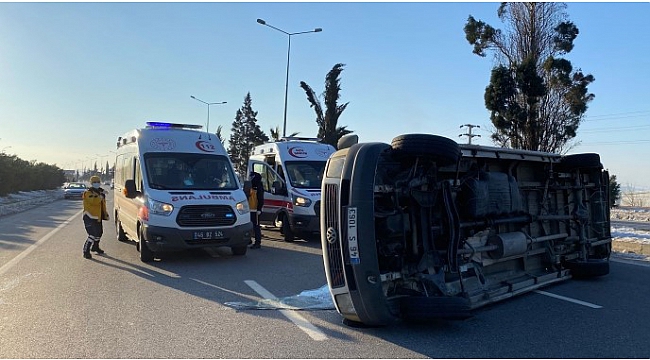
[63,182,87,199]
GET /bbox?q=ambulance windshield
[285,161,326,189]
[144,153,238,190]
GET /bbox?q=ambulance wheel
[281,216,294,242]
[231,246,248,256]
[139,229,154,263]
[115,216,128,242]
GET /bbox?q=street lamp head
[190,95,196,99]
[314,28,322,32]
[256,18,266,25]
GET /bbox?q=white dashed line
[244,280,328,341]
[534,290,603,309]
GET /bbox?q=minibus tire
[139,229,154,263]
[390,134,461,167]
[400,296,472,321]
[557,153,602,172]
[564,258,609,278]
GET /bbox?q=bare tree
[623,184,646,208]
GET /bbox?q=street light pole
[190,96,227,135]
[256,18,322,137]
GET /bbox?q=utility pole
[459,124,481,145]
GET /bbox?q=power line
[583,110,650,122]
[580,124,650,133]
[580,139,650,146]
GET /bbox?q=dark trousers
[251,212,261,245]
[83,215,103,252]
[83,215,103,237]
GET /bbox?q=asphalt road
[1,192,649,358]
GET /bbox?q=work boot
[83,239,93,259]
[91,241,105,254]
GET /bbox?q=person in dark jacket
[248,171,265,249]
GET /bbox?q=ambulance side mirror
[124,179,138,199]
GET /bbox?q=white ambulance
[248,138,336,242]
[114,122,252,262]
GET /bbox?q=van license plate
[193,231,224,240]
[347,207,360,264]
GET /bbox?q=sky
[0,2,649,188]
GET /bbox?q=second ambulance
[248,137,336,241]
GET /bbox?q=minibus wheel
[564,258,609,278]
[557,153,602,172]
[390,134,461,167]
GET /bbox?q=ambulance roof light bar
[145,122,203,130]
[278,136,322,143]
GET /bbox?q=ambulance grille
[176,205,236,227]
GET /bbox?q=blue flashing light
[146,122,203,130]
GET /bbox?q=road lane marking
[244,280,328,341]
[534,290,603,309]
[0,210,82,277]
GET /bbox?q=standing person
[82,175,109,259]
[248,171,264,249]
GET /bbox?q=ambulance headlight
[236,200,249,215]
[292,193,312,207]
[147,198,174,216]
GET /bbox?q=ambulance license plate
[193,231,224,240]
